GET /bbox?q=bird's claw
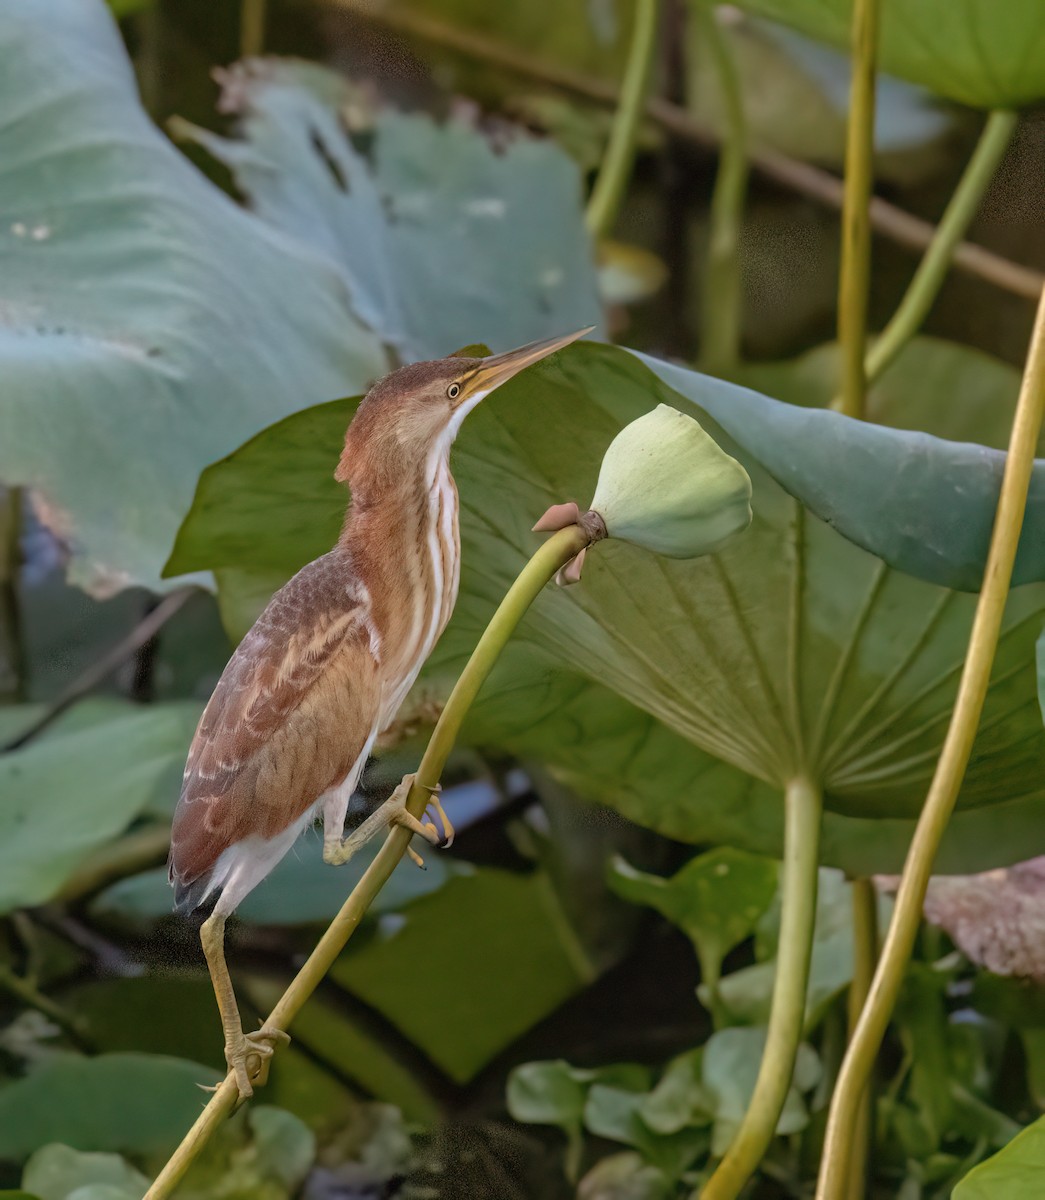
[389,774,454,867]
[325,774,453,870]
[220,1024,290,1100]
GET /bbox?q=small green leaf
[22,1145,148,1200]
[701,1028,820,1155]
[608,849,777,986]
[953,1114,1045,1198]
[577,1152,672,1200]
[507,1061,589,1129]
[713,869,867,1027]
[65,1189,140,1200]
[583,1086,708,1179]
[248,1108,316,1190]
[508,1061,650,1130]
[639,1050,713,1135]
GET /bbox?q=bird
[168,328,591,1097]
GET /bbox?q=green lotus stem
[844,877,878,1198]
[240,0,266,57]
[866,111,1017,385]
[696,4,749,375]
[144,523,594,1200]
[701,775,822,1200]
[585,0,660,240]
[835,0,881,420]
[815,283,1045,1200]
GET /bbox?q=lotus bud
[589,404,752,558]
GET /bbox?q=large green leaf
[331,868,595,1082]
[0,702,198,914]
[637,343,1045,592]
[732,0,1045,109]
[0,1055,218,1162]
[165,340,1045,871]
[178,59,603,363]
[0,0,386,593]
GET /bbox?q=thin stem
[240,0,266,57]
[3,587,193,751]
[701,775,823,1200]
[333,0,1043,302]
[815,282,1045,1200]
[0,487,24,702]
[866,111,1017,384]
[844,877,878,1199]
[695,4,749,374]
[143,523,593,1200]
[56,824,172,904]
[0,961,90,1048]
[836,0,881,420]
[585,0,660,240]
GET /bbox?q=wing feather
[169,550,381,893]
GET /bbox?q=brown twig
[329,0,1043,303]
[2,587,194,752]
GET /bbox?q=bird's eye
[447,383,461,400]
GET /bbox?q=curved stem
[585,0,660,240]
[866,111,1017,384]
[844,877,878,1198]
[701,775,823,1200]
[695,4,749,375]
[815,282,1045,1200]
[835,0,881,420]
[144,524,593,1200]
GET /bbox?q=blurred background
[3,1,1045,1198]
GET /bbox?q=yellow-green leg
[200,912,289,1099]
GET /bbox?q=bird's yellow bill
[459,326,594,403]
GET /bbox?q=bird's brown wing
[169,551,381,896]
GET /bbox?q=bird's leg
[323,773,454,867]
[199,912,289,1100]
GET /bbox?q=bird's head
[336,328,592,494]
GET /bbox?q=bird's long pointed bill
[461,326,594,403]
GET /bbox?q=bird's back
[168,548,380,911]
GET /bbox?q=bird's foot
[389,775,454,867]
[212,1024,290,1099]
[323,774,452,868]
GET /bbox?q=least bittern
[168,328,590,1097]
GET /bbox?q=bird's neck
[339,444,461,712]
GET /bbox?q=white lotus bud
[589,404,752,558]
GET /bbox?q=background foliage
[3,0,1045,1197]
